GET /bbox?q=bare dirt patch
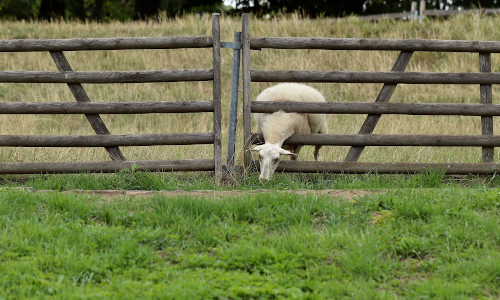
[15,187,379,200]
[72,189,377,200]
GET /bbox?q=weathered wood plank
[251,133,500,147]
[250,37,500,53]
[423,8,500,17]
[360,8,500,20]
[250,70,500,84]
[212,13,223,183]
[0,36,213,52]
[242,13,253,170]
[50,51,126,161]
[345,51,413,162]
[250,101,500,116]
[0,101,214,114]
[0,159,215,174]
[0,133,214,147]
[251,160,500,175]
[358,12,413,21]
[480,52,494,162]
[0,69,214,83]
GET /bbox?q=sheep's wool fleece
[254,83,327,144]
[255,83,326,104]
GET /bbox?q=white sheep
[251,83,328,181]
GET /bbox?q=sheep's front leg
[291,145,302,161]
[282,145,301,160]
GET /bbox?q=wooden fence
[359,0,500,21]
[241,13,500,175]
[359,1,500,21]
[0,14,222,182]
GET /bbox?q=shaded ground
[11,187,377,200]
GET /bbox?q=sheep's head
[251,144,295,181]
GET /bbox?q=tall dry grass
[0,13,499,164]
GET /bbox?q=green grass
[0,168,488,191]
[2,188,500,299]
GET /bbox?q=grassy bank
[1,188,500,299]
[1,13,500,166]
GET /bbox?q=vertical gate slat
[344,51,414,162]
[212,13,222,183]
[49,51,126,161]
[242,13,252,170]
[480,52,494,162]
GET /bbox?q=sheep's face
[252,144,295,181]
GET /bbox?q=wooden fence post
[242,13,252,171]
[212,13,222,183]
[420,0,426,19]
[480,52,494,162]
[411,1,418,19]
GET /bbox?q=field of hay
[1,13,499,165]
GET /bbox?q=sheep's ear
[279,149,296,156]
[251,145,263,152]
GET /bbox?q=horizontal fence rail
[251,70,500,84]
[0,36,213,52]
[0,159,215,174]
[251,133,500,147]
[0,133,214,147]
[0,70,213,83]
[358,12,413,21]
[251,161,500,175]
[250,101,500,116]
[0,101,214,114]
[250,37,500,52]
[358,9,500,21]
[423,8,500,17]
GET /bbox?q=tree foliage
[0,0,499,21]
[364,0,500,15]
[0,0,40,19]
[236,0,500,17]
[0,0,223,21]
[235,0,364,17]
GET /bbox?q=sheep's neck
[262,113,296,146]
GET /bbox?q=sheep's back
[255,83,326,103]
[254,83,328,135]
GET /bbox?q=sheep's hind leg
[314,123,328,161]
[313,146,322,161]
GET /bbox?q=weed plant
[1,188,500,298]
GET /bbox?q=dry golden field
[1,13,499,165]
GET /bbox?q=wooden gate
[241,13,500,174]
[0,14,222,182]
